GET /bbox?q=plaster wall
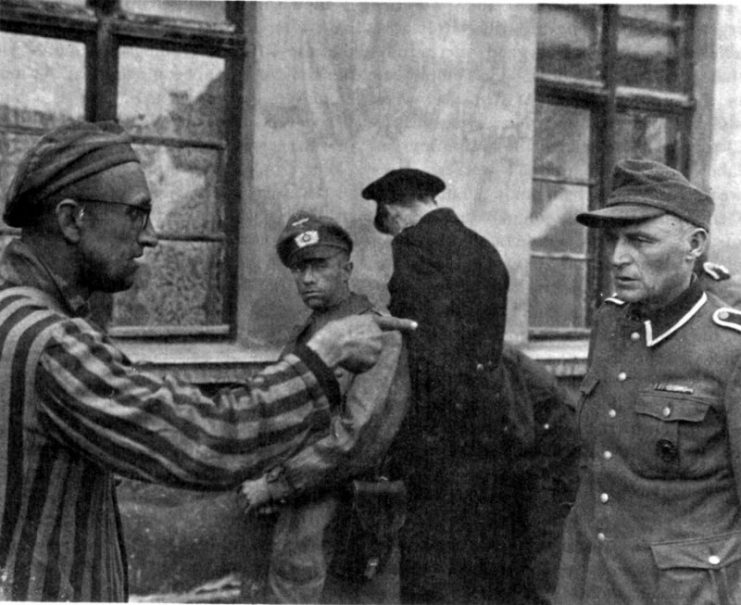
[238,2,537,348]
[704,5,741,271]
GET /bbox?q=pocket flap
[651,531,741,569]
[636,393,710,423]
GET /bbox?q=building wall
[704,5,741,273]
[238,2,537,348]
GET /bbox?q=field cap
[276,211,353,268]
[576,159,713,231]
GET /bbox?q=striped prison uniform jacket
[0,286,338,602]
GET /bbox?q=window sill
[518,339,588,377]
[116,340,282,384]
[117,338,590,384]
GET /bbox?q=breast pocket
[632,391,716,479]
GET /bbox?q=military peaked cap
[577,159,714,231]
[361,168,445,204]
[276,211,353,268]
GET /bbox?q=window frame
[530,4,696,339]
[0,0,246,340]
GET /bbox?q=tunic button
[597,532,606,542]
[709,555,721,565]
[600,493,609,503]
[618,372,627,381]
[630,331,640,341]
[603,451,612,460]
[608,409,617,418]
[662,406,672,418]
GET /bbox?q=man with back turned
[361,168,516,604]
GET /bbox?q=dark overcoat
[386,207,518,603]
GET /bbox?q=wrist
[266,466,293,502]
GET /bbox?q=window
[530,5,695,337]
[0,0,245,339]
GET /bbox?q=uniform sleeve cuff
[293,343,341,410]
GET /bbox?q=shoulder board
[703,261,731,282]
[712,307,741,333]
[604,296,626,306]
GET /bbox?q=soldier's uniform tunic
[556,278,741,605]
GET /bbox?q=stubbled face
[604,214,699,309]
[76,162,158,293]
[291,252,352,311]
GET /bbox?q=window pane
[620,5,673,23]
[112,241,224,327]
[119,48,225,140]
[0,33,85,128]
[133,144,223,234]
[533,103,590,181]
[120,0,226,23]
[530,258,587,329]
[537,5,602,80]
[617,9,682,91]
[614,111,680,166]
[530,183,589,255]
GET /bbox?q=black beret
[361,168,445,204]
[577,159,714,231]
[3,121,140,227]
[276,211,353,268]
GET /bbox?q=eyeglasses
[74,197,151,233]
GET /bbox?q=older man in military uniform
[361,169,519,604]
[556,159,741,604]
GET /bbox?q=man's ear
[688,228,708,261]
[56,199,84,243]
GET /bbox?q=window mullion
[589,6,620,320]
[86,8,118,121]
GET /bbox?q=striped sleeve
[35,317,336,490]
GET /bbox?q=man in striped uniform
[0,121,414,601]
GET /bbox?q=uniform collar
[395,207,459,238]
[625,277,706,347]
[291,291,374,347]
[0,239,90,318]
[417,207,457,226]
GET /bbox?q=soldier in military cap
[239,211,409,604]
[361,169,518,603]
[555,159,741,604]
